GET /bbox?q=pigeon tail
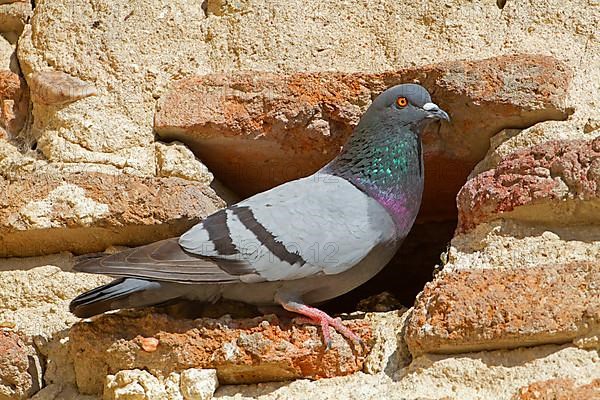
[69,278,167,318]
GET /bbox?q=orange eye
[396,97,408,107]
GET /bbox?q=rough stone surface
[102,368,218,400]
[362,310,410,376]
[1,265,599,400]
[447,220,600,271]
[216,346,600,400]
[512,378,600,400]
[0,266,109,317]
[0,267,108,399]
[179,368,219,400]
[3,1,218,191]
[155,141,214,184]
[471,123,600,178]
[458,138,600,232]
[0,172,224,256]
[0,1,31,35]
[406,261,600,356]
[0,264,112,382]
[0,330,41,400]
[470,128,524,177]
[0,69,28,140]
[68,311,372,395]
[0,35,15,69]
[104,369,170,400]
[30,383,96,400]
[17,1,211,178]
[155,54,571,221]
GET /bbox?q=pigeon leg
[276,296,362,349]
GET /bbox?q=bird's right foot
[278,299,362,349]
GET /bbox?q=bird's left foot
[279,300,362,350]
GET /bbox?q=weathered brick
[0,173,224,256]
[0,330,41,399]
[69,311,372,395]
[406,262,600,356]
[458,138,600,232]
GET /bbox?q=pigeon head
[323,83,449,231]
[362,83,450,127]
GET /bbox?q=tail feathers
[69,278,165,318]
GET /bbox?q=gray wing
[74,238,244,283]
[75,173,397,283]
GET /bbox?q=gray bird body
[70,84,449,324]
[72,174,399,315]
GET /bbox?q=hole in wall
[323,220,457,314]
[178,137,473,315]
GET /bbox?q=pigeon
[70,83,449,347]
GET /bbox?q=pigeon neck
[322,121,425,234]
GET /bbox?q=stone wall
[0,0,598,399]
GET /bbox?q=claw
[280,298,362,349]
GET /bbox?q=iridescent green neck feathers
[323,119,425,235]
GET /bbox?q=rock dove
[70,83,449,347]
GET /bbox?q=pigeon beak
[423,102,450,122]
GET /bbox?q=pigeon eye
[396,97,408,107]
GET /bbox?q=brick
[69,311,372,395]
[406,262,600,356]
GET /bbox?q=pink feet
[278,298,362,349]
